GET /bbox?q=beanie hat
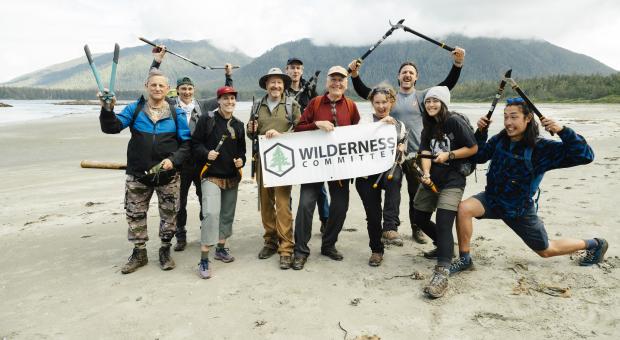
[425,86,451,107]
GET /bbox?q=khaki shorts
[413,186,464,212]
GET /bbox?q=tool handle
[402,26,455,52]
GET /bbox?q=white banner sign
[259,122,397,187]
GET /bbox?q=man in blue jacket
[450,98,607,278]
[98,69,191,274]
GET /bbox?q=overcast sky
[1,0,618,83]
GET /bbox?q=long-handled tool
[390,21,455,52]
[479,69,512,131]
[411,155,439,193]
[388,128,409,180]
[347,19,405,74]
[372,172,385,189]
[84,43,119,109]
[139,37,239,70]
[200,135,228,178]
[294,70,321,101]
[505,77,554,136]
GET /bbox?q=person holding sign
[292,66,361,270]
[355,84,408,267]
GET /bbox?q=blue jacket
[99,98,191,177]
[474,127,594,218]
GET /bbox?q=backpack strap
[284,96,294,126]
[130,96,146,129]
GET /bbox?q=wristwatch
[448,151,456,160]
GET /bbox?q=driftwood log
[80,160,126,170]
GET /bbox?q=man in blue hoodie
[98,69,191,274]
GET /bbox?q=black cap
[286,57,303,65]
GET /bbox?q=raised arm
[436,47,465,90]
[348,59,371,100]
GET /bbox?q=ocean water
[1,99,618,137]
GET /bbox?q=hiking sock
[201,251,210,261]
[134,242,146,250]
[216,243,226,251]
[584,239,599,250]
[459,251,471,262]
[161,239,172,248]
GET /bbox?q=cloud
[1,0,618,83]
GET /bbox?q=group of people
[98,44,608,298]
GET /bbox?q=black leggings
[413,208,457,267]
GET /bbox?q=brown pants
[257,161,294,256]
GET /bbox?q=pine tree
[270,146,290,172]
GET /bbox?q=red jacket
[294,94,360,131]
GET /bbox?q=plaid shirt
[474,127,594,218]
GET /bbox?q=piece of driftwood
[80,160,126,170]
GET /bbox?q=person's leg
[321,180,350,258]
[294,183,321,256]
[174,166,192,250]
[192,164,204,221]
[450,195,487,275]
[381,167,403,246]
[258,185,279,258]
[214,184,238,263]
[274,185,294,269]
[122,175,154,274]
[355,177,383,255]
[198,180,221,278]
[155,174,180,270]
[317,184,330,229]
[404,168,429,243]
[412,186,438,242]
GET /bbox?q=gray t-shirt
[390,89,428,156]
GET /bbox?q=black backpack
[449,112,477,177]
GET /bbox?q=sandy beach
[1,105,619,339]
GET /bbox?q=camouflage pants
[125,174,180,244]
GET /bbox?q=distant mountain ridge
[3,36,616,95]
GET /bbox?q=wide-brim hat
[259,67,292,89]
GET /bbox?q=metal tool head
[389,19,406,31]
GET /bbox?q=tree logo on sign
[264,143,295,177]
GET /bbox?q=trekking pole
[479,69,512,132]
[372,172,385,189]
[139,37,240,70]
[505,77,554,136]
[397,23,455,52]
[199,135,228,178]
[295,70,321,101]
[347,19,405,74]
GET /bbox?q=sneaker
[580,238,609,266]
[292,255,307,270]
[280,255,293,270]
[173,240,187,252]
[121,248,148,274]
[368,252,383,267]
[449,257,474,275]
[321,247,344,261]
[198,259,212,279]
[258,245,278,259]
[412,226,428,244]
[424,265,450,298]
[159,246,175,271]
[423,247,439,259]
[215,247,235,263]
[382,230,404,246]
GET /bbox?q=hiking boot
[368,252,383,267]
[382,230,404,246]
[159,246,175,271]
[280,255,293,270]
[292,255,307,270]
[198,259,212,279]
[214,247,235,263]
[258,245,278,259]
[412,226,428,244]
[580,238,609,266]
[449,257,474,275]
[173,240,187,252]
[321,247,344,261]
[424,265,450,299]
[121,248,148,274]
